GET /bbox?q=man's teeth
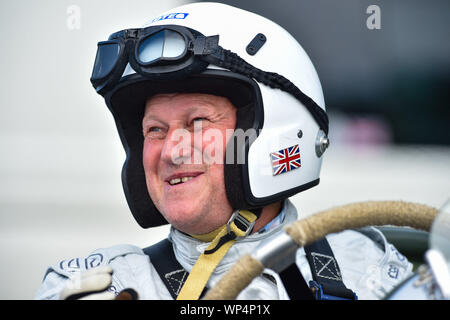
[169,177,194,185]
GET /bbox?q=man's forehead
[143,93,236,117]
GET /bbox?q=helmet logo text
[152,12,189,23]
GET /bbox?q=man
[35,2,412,300]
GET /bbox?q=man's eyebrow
[142,112,161,124]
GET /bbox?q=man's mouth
[169,176,194,185]
[165,172,203,186]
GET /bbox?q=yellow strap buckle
[226,210,256,239]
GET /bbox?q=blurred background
[0,0,448,299]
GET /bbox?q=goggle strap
[192,35,220,55]
[203,47,329,135]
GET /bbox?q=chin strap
[176,210,257,300]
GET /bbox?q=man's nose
[160,126,194,165]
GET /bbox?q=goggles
[90,25,329,134]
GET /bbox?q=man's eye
[144,126,165,139]
[148,127,161,132]
[192,117,210,125]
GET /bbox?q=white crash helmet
[90,2,329,228]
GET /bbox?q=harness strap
[279,263,314,300]
[279,237,357,300]
[142,238,187,299]
[304,238,357,300]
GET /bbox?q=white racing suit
[35,199,413,300]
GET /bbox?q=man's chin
[162,206,204,233]
[158,197,233,234]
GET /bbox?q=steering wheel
[202,201,447,300]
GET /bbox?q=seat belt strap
[304,237,358,300]
[142,238,188,299]
[279,263,314,300]
[279,237,357,300]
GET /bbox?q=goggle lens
[92,42,121,80]
[137,30,186,64]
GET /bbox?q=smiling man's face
[142,93,237,235]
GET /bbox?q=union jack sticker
[270,144,301,176]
